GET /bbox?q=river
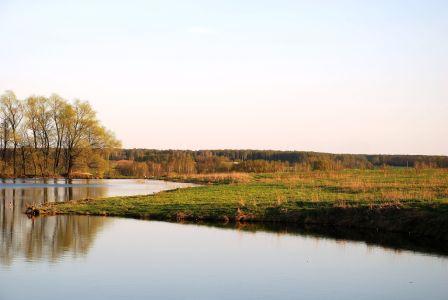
[0,179,447,300]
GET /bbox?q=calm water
[0,180,447,300]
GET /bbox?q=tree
[25,96,41,175]
[49,94,70,175]
[63,100,120,177]
[35,96,53,175]
[0,91,121,178]
[1,91,23,176]
[0,104,10,174]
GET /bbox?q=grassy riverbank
[39,168,448,240]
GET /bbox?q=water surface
[0,179,447,300]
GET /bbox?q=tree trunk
[20,147,26,176]
[67,156,73,178]
[13,143,17,177]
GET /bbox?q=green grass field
[39,168,448,240]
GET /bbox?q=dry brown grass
[166,172,251,184]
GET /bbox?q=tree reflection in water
[0,179,111,265]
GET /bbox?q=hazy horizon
[1,0,447,155]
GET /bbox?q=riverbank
[38,168,448,240]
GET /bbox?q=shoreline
[37,197,448,241]
[28,169,448,242]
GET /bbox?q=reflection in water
[1,178,448,267]
[0,179,110,265]
[4,218,447,300]
[1,180,448,300]
[0,179,194,265]
[186,221,448,257]
[0,178,109,205]
[0,215,109,265]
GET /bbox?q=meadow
[39,168,448,240]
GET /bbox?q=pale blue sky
[1,0,447,154]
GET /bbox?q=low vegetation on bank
[40,168,448,240]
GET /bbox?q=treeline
[110,149,448,177]
[0,91,120,178]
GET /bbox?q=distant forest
[111,149,448,178]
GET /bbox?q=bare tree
[0,91,23,176]
[49,94,70,175]
[35,97,53,176]
[0,107,10,174]
[64,100,98,176]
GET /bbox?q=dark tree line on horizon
[111,149,448,177]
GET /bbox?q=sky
[0,0,447,154]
